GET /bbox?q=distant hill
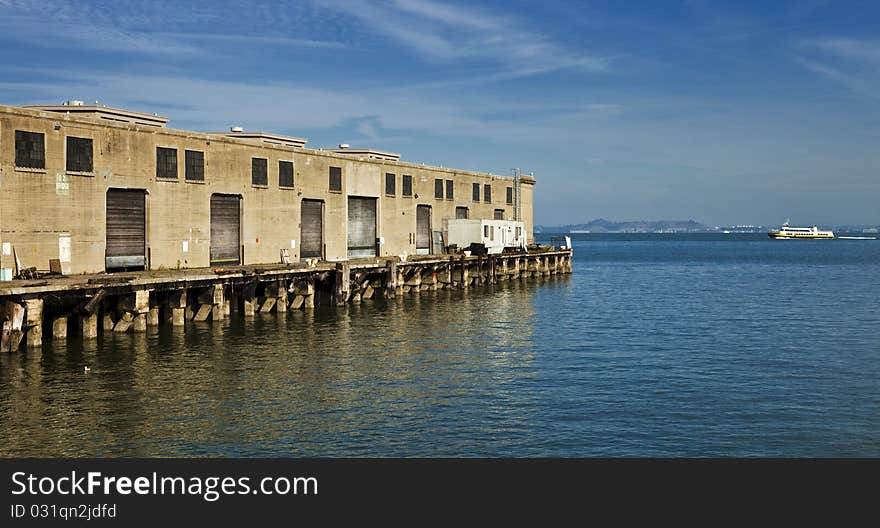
[536,218,712,233]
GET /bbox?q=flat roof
[24,104,170,127]
[328,148,400,162]
[209,131,307,148]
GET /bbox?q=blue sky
[0,0,878,226]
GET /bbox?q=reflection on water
[0,278,558,457]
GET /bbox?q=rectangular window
[279,160,294,188]
[484,225,489,238]
[385,173,396,196]
[434,178,444,199]
[484,184,492,203]
[156,147,177,179]
[185,150,205,182]
[14,130,45,169]
[66,136,93,173]
[494,209,505,220]
[402,174,413,196]
[506,186,513,205]
[516,227,521,239]
[472,183,480,202]
[455,206,468,219]
[252,157,268,186]
[329,166,342,191]
[445,179,453,200]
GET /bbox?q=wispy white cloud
[801,37,880,63]
[312,0,609,78]
[797,37,880,98]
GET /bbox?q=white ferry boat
[768,221,834,239]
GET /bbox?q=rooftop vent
[230,126,244,133]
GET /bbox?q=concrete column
[25,299,43,348]
[385,260,397,299]
[461,256,469,289]
[276,281,288,313]
[305,276,317,309]
[80,313,98,339]
[52,316,68,340]
[103,312,115,333]
[169,290,186,327]
[147,306,160,327]
[212,287,225,321]
[172,308,185,326]
[335,263,351,306]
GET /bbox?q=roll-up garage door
[106,189,146,271]
[347,197,377,258]
[416,204,431,254]
[210,194,241,266]
[300,199,323,259]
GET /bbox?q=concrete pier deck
[0,249,572,352]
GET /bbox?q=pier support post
[169,290,186,327]
[276,282,288,313]
[147,292,159,327]
[460,255,469,289]
[80,313,98,339]
[384,260,397,299]
[305,276,316,309]
[24,299,43,348]
[1,301,25,352]
[52,316,68,340]
[335,263,351,306]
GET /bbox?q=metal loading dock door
[105,188,146,270]
[210,194,241,266]
[300,199,323,259]
[416,204,432,254]
[347,197,377,258]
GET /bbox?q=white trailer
[443,219,526,255]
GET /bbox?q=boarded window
[402,175,413,196]
[252,157,268,186]
[329,166,342,191]
[185,150,205,181]
[506,186,513,205]
[279,160,294,188]
[455,206,468,219]
[445,179,453,199]
[472,183,480,202]
[156,147,177,179]
[385,173,396,196]
[15,130,45,169]
[66,136,93,173]
[494,209,505,220]
[434,179,443,199]
[484,184,492,203]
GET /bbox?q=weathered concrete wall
[0,104,535,275]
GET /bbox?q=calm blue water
[1,234,878,456]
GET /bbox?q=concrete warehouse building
[0,101,535,277]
